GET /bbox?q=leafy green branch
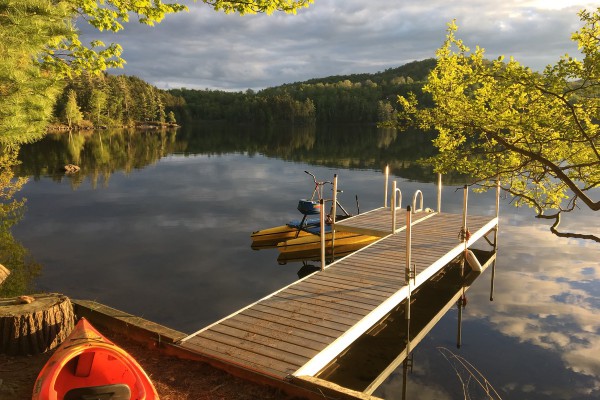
[392,9,600,241]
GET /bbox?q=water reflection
[0,208,42,297]
[17,123,438,184]
[452,222,600,399]
[375,215,600,400]
[0,147,41,296]
[17,128,180,188]
[9,124,600,399]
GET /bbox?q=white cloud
[76,0,598,90]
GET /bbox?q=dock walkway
[335,207,433,237]
[179,209,498,382]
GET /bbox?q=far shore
[47,121,180,133]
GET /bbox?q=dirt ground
[0,331,298,400]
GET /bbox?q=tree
[1,0,313,146]
[89,89,108,126]
[377,100,394,123]
[157,96,166,124]
[168,111,177,124]
[0,1,71,145]
[63,89,83,128]
[394,9,600,242]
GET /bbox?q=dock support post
[384,165,389,207]
[405,205,412,288]
[391,180,397,233]
[402,358,409,400]
[320,198,325,271]
[491,178,500,301]
[457,185,469,347]
[462,185,468,237]
[461,185,468,277]
[331,174,338,260]
[437,173,442,213]
[494,178,500,251]
[457,298,463,349]
[402,353,414,400]
[490,260,496,302]
[405,205,412,354]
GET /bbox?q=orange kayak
[32,317,158,400]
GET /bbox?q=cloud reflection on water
[12,146,600,399]
[453,218,599,398]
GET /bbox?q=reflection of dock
[179,202,498,397]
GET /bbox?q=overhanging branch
[485,130,600,211]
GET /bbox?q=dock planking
[179,210,498,382]
[335,207,435,237]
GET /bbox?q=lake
[7,123,600,399]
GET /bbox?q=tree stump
[0,293,74,355]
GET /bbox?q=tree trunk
[0,293,74,355]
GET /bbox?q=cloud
[77,1,597,90]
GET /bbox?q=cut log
[0,263,9,285]
[0,293,74,355]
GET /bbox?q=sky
[80,1,598,91]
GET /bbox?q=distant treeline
[170,59,436,124]
[52,59,436,127]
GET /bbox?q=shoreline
[0,298,372,400]
[46,122,181,133]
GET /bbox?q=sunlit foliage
[394,9,600,240]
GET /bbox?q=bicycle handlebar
[305,170,332,186]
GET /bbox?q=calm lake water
[8,123,600,399]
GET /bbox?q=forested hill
[170,58,436,124]
[52,59,436,128]
[289,59,436,86]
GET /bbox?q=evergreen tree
[89,89,108,127]
[63,90,83,128]
[0,1,71,145]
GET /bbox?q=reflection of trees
[0,147,41,296]
[177,122,438,182]
[174,122,316,157]
[16,128,180,187]
[377,128,397,149]
[67,131,85,165]
[276,125,438,182]
[19,123,441,183]
[0,215,42,297]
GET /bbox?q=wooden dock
[334,207,435,237]
[318,248,497,394]
[179,208,498,388]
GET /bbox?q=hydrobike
[251,170,352,249]
[252,171,377,258]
